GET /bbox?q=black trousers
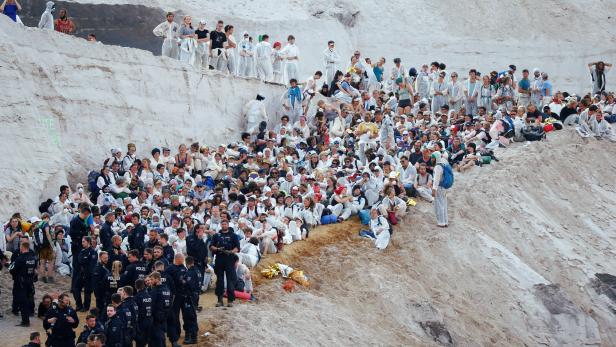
[135,320,153,347]
[149,320,166,347]
[72,275,92,309]
[182,294,198,336]
[14,282,34,324]
[214,255,237,301]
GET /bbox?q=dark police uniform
[134,288,153,347]
[120,259,148,288]
[182,265,202,343]
[149,283,172,347]
[210,229,240,302]
[165,263,187,344]
[10,249,37,325]
[117,296,139,347]
[43,303,80,346]
[104,312,125,347]
[92,261,111,317]
[73,246,97,310]
[77,321,104,344]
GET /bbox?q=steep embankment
[39,0,616,92]
[201,131,616,347]
[0,17,286,219]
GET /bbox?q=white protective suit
[225,33,237,75]
[243,97,268,134]
[281,43,300,83]
[323,47,340,85]
[153,20,180,59]
[38,1,55,30]
[194,33,210,71]
[255,40,273,82]
[238,35,255,77]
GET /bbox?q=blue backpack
[439,163,454,189]
[358,209,370,225]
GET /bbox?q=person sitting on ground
[456,143,480,172]
[414,163,434,202]
[359,207,390,250]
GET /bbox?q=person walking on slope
[153,12,180,59]
[323,40,340,86]
[432,152,452,228]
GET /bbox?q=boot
[216,297,224,307]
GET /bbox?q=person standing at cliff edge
[153,12,180,59]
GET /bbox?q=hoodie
[38,1,54,30]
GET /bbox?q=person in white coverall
[238,32,255,77]
[37,1,54,30]
[224,24,237,75]
[255,34,273,82]
[243,95,268,134]
[193,19,210,71]
[281,35,300,83]
[153,12,180,59]
[323,40,340,86]
[432,151,450,227]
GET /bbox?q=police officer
[77,314,104,344]
[210,219,240,307]
[149,271,172,347]
[10,241,38,327]
[153,245,170,269]
[100,212,115,251]
[104,305,125,347]
[166,254,187,347]
[74,236,98,312]
[117,286,139,347]
[155,260,173,293]
[43,293,80,346]
[143,248,155,273]
[134,279,153,347]
[159,234,175,264]
[92,251,111,319]
[128,213,146,254]
[107,235,128,270]
[120,249,148,288]
[186,224,208,295]
[182,256,202,344]
[69,206,92,285]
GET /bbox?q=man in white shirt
[255,34,273,82]
[153,12,180,59]
[281,35,300,83]
[323,40,340,86]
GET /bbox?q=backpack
[439,163,454,189]
[522,126,545,141]
[38,199,53,214]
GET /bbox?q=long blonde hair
[112,260,122,279]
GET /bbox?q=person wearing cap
[255,34,273,82]
[431,151,450,227]
[194,19,210,71]
[540,72,553,107]
[152,12,180,59]
[238,31,255,77]
[530,68,543,107]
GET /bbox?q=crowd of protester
[3,3,616,347]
